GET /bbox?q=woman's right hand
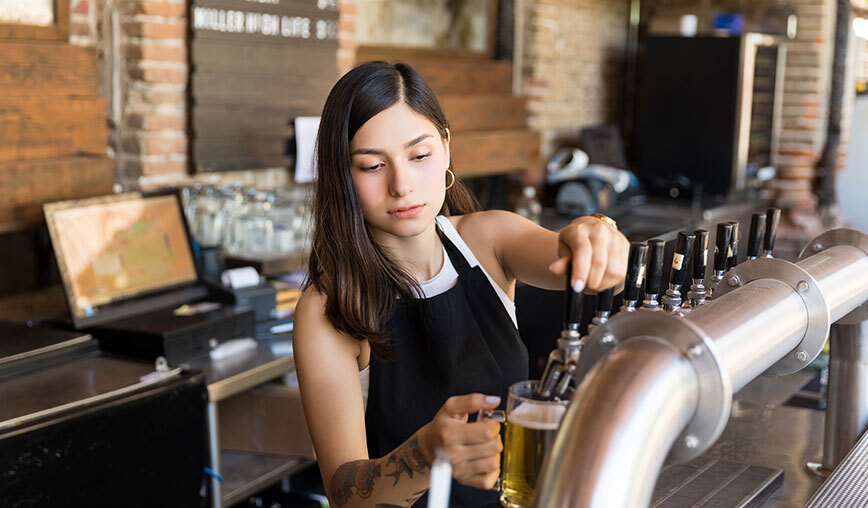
[419,393,503,490]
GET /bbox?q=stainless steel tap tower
[535,228,868,508]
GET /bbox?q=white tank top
[359,215,517,409]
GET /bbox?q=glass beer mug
[484,380,572,508]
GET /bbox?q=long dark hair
[306,61,478,360]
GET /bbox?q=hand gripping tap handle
[714,223,733,273]
[747,213,766,260]
[538,257,585,400]
[693,229,709,280]
[563,262,583,332]
[763,208,781,257]
[669,231,695,290]
[624,242,648,305]
[645,239,666,300]
[726,221,740,271]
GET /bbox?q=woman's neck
[373,220,444,282]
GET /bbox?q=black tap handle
[747,213,766,259]
[646,239,666,297]
[693,229,709,280]
[624,242,648,302]
[726,221,739,270]
[596,287,615,315]
[714,223,733,272]
[764,208,781,255]
[669,231,695,288]
[563,262,582,331]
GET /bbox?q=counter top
[183,339,294,402]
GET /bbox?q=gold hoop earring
[445,168,455,190]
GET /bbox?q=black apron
[365,223,529,507]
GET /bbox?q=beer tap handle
[595,287,614,318]
[643,239,666,308]
[668,231,695,290]
[538,361,564,400]
[552,363,577,399]
[726,221,740,271]
[624,242,648,306]
[714,223,733,273]
[747,213,766,260]
[563,262,583,332]
[692,229,709,280]
[763,208,781,258]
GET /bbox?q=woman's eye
[363,163,383,171]
[412,152,432,161]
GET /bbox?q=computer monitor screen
[44,192,198,321]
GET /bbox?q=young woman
[294,61,629,508]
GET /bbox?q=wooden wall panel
[190,0,339,173]
[0,156,115,231]
[0,41,99,96]
[440,95,528,132]
[451,129,540,178]
[0,96,107,160]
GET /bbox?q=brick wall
[68,0,189,187]
[518,0,631,159]
[67,0,357,188]
[338,0,357,75]
[772,0,837,212]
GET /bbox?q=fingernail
[573,279,585,293]
[485,395,501,404]
[548,262,556,271]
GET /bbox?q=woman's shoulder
[446,209,521,240]
[295,284,326,320]
[294,285,361,358]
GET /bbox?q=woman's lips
[389,204,424,219]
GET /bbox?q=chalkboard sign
[190,0,338,173]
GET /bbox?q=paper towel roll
[221,266,261,289]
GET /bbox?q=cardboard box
[218,381,316,459]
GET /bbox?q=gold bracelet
[591,213,617,230]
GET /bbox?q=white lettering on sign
[281,16,310,38]
[193,7,337,40]
[317,0,339,10]
[316,19,337,40]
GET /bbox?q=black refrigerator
[638,34,786,198]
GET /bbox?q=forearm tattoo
[331,461,382,506]
[330,435,432,507]
[385,435,431,485]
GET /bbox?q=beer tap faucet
[709,223,733,296]
[763,208,781,258]
[537,263,584,400]
[589,287,615,332]
[662,231,695,312]
[641,239,665,311]
[726,221,740,271]
[687,229,709,308]
[620,242,648,313]
[746,212,766,261]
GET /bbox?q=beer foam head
[507,402,566,430]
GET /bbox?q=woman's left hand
[548,216,630,293]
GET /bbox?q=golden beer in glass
[500,380,571,508]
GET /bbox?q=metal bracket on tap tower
[580,311,731,462]
[713,257,830,376]
[800,229,868,326]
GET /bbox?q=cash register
[43,191,255,365]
